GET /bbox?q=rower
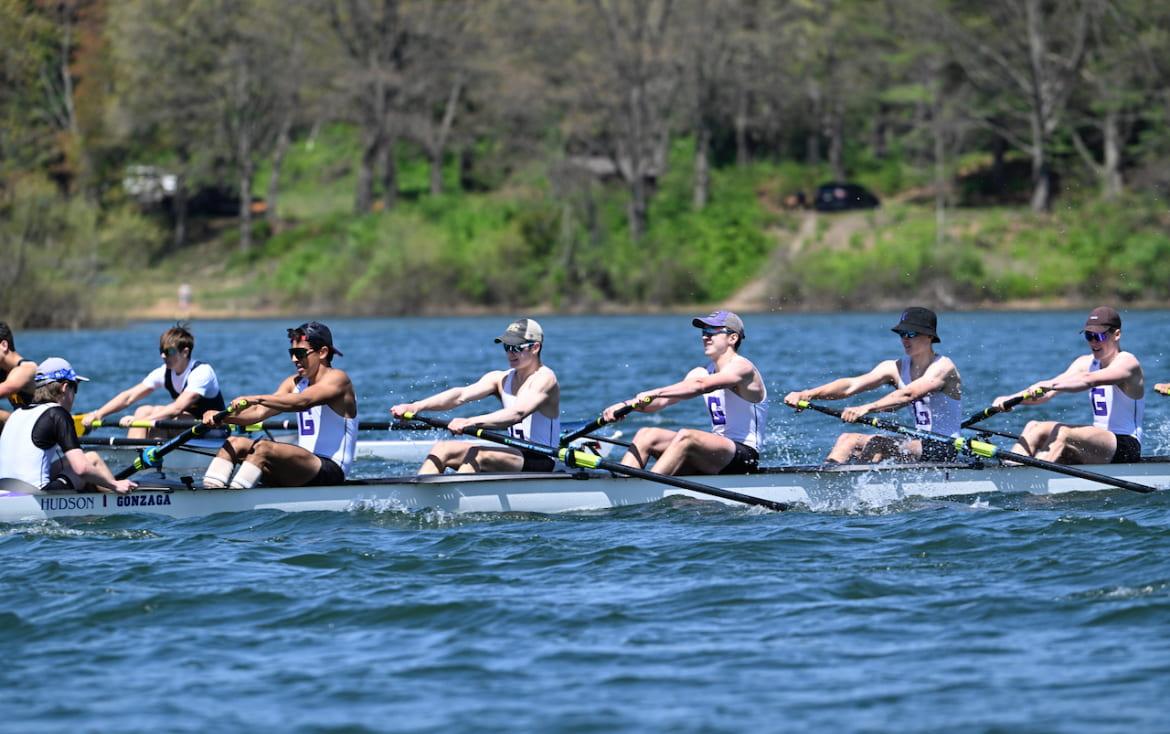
[784,306,963,464]
[390,317,561,474]
[0,357,135,494]
[601,311,767,476]
[0,321,37,429]
[991,306,1143,464]
[81,324,226,439]
[201,322,358,488]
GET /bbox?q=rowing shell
[3,458,1168,523]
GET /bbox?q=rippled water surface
[4,311,1170,732]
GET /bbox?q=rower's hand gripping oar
[113,401,246,480]
[960,388,1047,429]
[794,399,1160,495]
[403,412,789,512]
[558,395,652,446]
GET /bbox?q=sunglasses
[700,328,733,338]
[66,380,79,394]
[502,342,535,354]
[1083,330,1113,343]
[289,347,316,360]
[160,347,181,357]
[895,331,920,339]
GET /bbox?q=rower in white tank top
[1088,359,1143,443]
[501,369,560,445]
[704,363,767,450]
[0,403,62,487]
[897,356,961,436]
[294,376,358,473]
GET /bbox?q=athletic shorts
[1111,434,1142,464]
[305,457,346,486]
[719,442,760,475]
[520,449,556,473]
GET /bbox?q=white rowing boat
[3,458,1167,523]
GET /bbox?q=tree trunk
[380,135,397,211]
[239,158,253,253]
[1102,108,1122,199]
[933,107,947,248]
[693,125,711,210]
[266,113,293,233]
[1028,107,1051,212]
[734,87,749,167]
[628,177,648,243]
[828,106,845,181]
[355,130,378,214]
[171,169,188,252]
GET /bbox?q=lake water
[4,311,1170,732]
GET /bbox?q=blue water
[4,311,1170,732]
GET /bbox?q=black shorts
[719,442,760,475]
[1111,434,1142,464]
[920,439,959,463]
[306,457,346,486]
[520,449,556,473]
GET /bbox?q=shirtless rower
[390,317,560,474]
[201,322,358,488]
[992,306,1144,464]
[0,358,135,493]
[602,311,767,476]
[784,307,963,464]
[0,322,37,429]
[81,324,226,439]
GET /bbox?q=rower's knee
[132,405,154,419]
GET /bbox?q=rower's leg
[859,435,908,463]
[418,440,472,474]
[826,432,870,464]
[1011,420,1056,457]
[1037,425,1116,465]
[237,441,323,487]
[456,446,524,473]
[126,405,157,439]
[621,428,676,468]
[651,429,736,476]
[202,436,255,488]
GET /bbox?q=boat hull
[3,459,1168,522]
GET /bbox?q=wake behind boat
[3,458,1168,523]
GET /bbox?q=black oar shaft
[797,400,1158,495]
[961,388,1045,429]
[404,412,788,512]
[114,403,241,479]
[559,397,649,446]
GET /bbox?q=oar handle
[960,388,1047,428]
[795,399,1159,495]
[558,396,652,446]
[113,402,244,480]
[402,412,788,512]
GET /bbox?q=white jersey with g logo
[703,363,767,450]
[294,377,357,474]
[1088,359,1143,443]
[897,356,961,437]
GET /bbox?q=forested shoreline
[3,0,1170,327]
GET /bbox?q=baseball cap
[891,307,940,343]
[495,318,544,346]
[287,321,343,356]
[692,310,746,340]
[35,357,90,386]
[1083,306,1121,333]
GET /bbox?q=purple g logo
[1090,387,1108,417]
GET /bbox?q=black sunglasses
[895,330,920,339]
[1083,330,1113,343]
[700,328,733,338]
[502,342,535,354]
[160,346,181,357]
[289,347,316,360]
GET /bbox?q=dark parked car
[814,182,880,212]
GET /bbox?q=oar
[960,388,1046,428]
[794,400,1160,495]
[80,417,432,433]
[113,402,244,480]
[559,396,652,446]
[402,412,789,512]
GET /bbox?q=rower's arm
[241,372,351,414]
[784,362,897,406]
[0,361,35,399]
[62,448,134,494]
[220,378,299,423]
[464,369,556,428]
[1047,353,1141,393]
[392,372,502,416]
[861,358,954,414]
[631,367,713,413]
[86,383,155,422]
[134,389,204,422]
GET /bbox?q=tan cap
[495,318,544,346]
